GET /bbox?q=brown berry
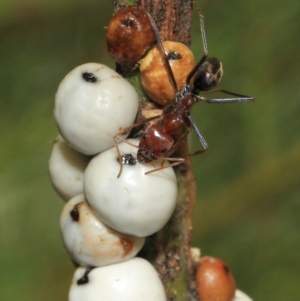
[196,256,236,301]
[140,41,195,105]
[106,6,156,66]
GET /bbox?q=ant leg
[186,113,208,150]
[186,53,208,86]
[114,114,163,177]
[113,134,125,178]
[113,119,152,178]
[113,134,140,178]
[145,157,185,175]
[195,89,255,103]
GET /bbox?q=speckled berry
[106,6,156,66]
[140,41,195,105]
[60,194,145,267]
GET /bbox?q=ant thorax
[137,124,174,163]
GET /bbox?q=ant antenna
[145,11,180,95]
[186,2,210,86]
[199,15,208,55]
[192,1,208,55]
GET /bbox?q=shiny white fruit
[54,63,139,155]
[69,258,167,301]
[60,194,145,267]
[49,135,90,201]
[84,139,178,237]
[233,289,253,301]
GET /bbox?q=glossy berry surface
[49,135,90,201]
[106,5,156,66]
[54,63,139,155]
[83,139,177,237]
[60,194,145,267]
[196,256,236,301]
[69,258,167,301]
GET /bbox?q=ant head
[192,57,223,94]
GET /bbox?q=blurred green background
[0,0,299,300]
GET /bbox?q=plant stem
[110,1,197,300]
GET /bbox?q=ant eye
[208,57,223,75]
[140,41,195,105]
[193,57,223,92]
[106,6,156,66]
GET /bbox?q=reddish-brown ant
[114,9,254,177]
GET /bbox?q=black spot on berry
[122,16,134,27]
[82,72,97,83]
[223,263,230,274]
[167,51,182,61]
[70,205,80,222]
[77,268,93,285]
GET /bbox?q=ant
[114,8,254,177]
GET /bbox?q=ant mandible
[114,8,254,177]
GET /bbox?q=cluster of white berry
[49,62,178,300]
[48,4,254,300]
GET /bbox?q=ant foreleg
[144,157,185,175]
[113,134,140,178]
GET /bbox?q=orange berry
[140,41,195,105]
[106,6,156,66]
[196,256,236,301]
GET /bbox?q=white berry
[69,258,167,301]
[54,63,139,155]
[49,135,90,201]
[233,289,253,301]
[60,194,145,267]
[84,139,178,237]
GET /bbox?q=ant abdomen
[192,57,223,93]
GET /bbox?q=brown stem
[110,1,197,300]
